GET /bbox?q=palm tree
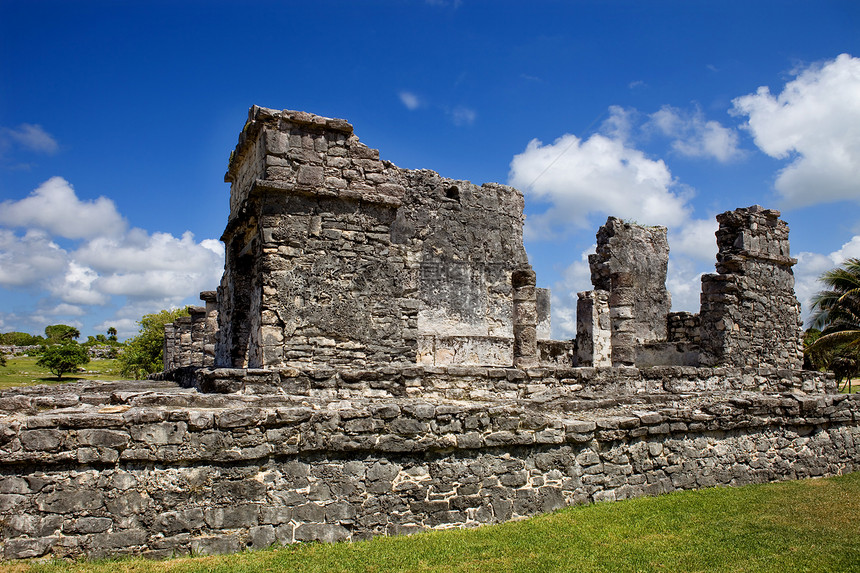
[807,258,860,392]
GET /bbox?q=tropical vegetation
[118,307,189,379]
[805,257,860,392]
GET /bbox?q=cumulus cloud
[550,248,595,340]
[0,177,126,239]
[0,229,67,287]
[45,303,86,317]
[0,177,225,337]
[1,124,58,154]
[732,53,860,207]
[668,218,718,261]
[794,234,860,324]
[399,91,421,110]
[510,131,690,239]
[48,262,107,306]
[648,106,742,162]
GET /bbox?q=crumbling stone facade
[166,108,805,374]
[699,206,803,369]
[214,107,531,370]
[0,107,844,562]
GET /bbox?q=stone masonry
[699,206,803,369]
[0,107,849,561]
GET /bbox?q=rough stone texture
[700,206,803,369]
[213,106,528,370]
[576,290,612,367]
[587,218,671,366]
[90,108,852,564]
[0,377,854,560]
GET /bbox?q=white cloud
[449,106,476,126]
[0,177,225,337]
[45,303,86,317]
[2,124,58,154]
[601,105,637,141]
[75,230,223,301]
[794,235,860,325]
[732,53,860,207]
[0,229,68,287]
[668,218,718,261]
[510,131,690,239]
[648,105,742,162]
[48,262,107,306]
[0,177,127,239]
[399,91,421,110]
[666,258,705,313]
[550,247,595,340]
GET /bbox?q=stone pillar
[175,317,193,368]
[189,306,207,367]
[576,290,612,367]
[200,291,219,367]
[512,267,538,368]
[588,217,671,366]
[163,323,176,371]
[699,206,802,369]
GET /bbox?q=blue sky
[1,0,859,339]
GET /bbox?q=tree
[107,327,118,342]
[118,307,189,379]
[0,332,45,346]
[36,342,89,379]
[806,258,860,392]
[44,324,81,343]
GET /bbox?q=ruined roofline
[225,105,355,184]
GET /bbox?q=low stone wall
[166,364,835,400]
[0,377,856,560]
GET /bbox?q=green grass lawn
[0,356,124,390]
[7,471,859,573]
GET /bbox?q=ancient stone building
[0,106,854,562]
[164,107,805,375]
[211,106,539,371]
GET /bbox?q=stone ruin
[164,106,804,378]
[0,107,855,560]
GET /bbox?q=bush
[36,342,89,379]
[119,308,189,379]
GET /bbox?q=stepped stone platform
[0,373,857,560]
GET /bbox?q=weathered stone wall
[178,365,834,402]
[215,107,528,369]
[700,206,803,369]
[0,379,855,560]
[578,218,671,367]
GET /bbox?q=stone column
[699,206,802,369]
[512,267,538,368]
[175,317,193,368]
[189,306,207,367]
[588,217,671,367]
[163,323,176,371]
[576,290,612,367]
[200,291,219,367]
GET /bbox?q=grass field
[0,356,124,390]
[4,471,858,573]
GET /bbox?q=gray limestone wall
[0,379,856,560]
[700,206,803,370]
[177,365,834,403]
[215,107,528,369]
